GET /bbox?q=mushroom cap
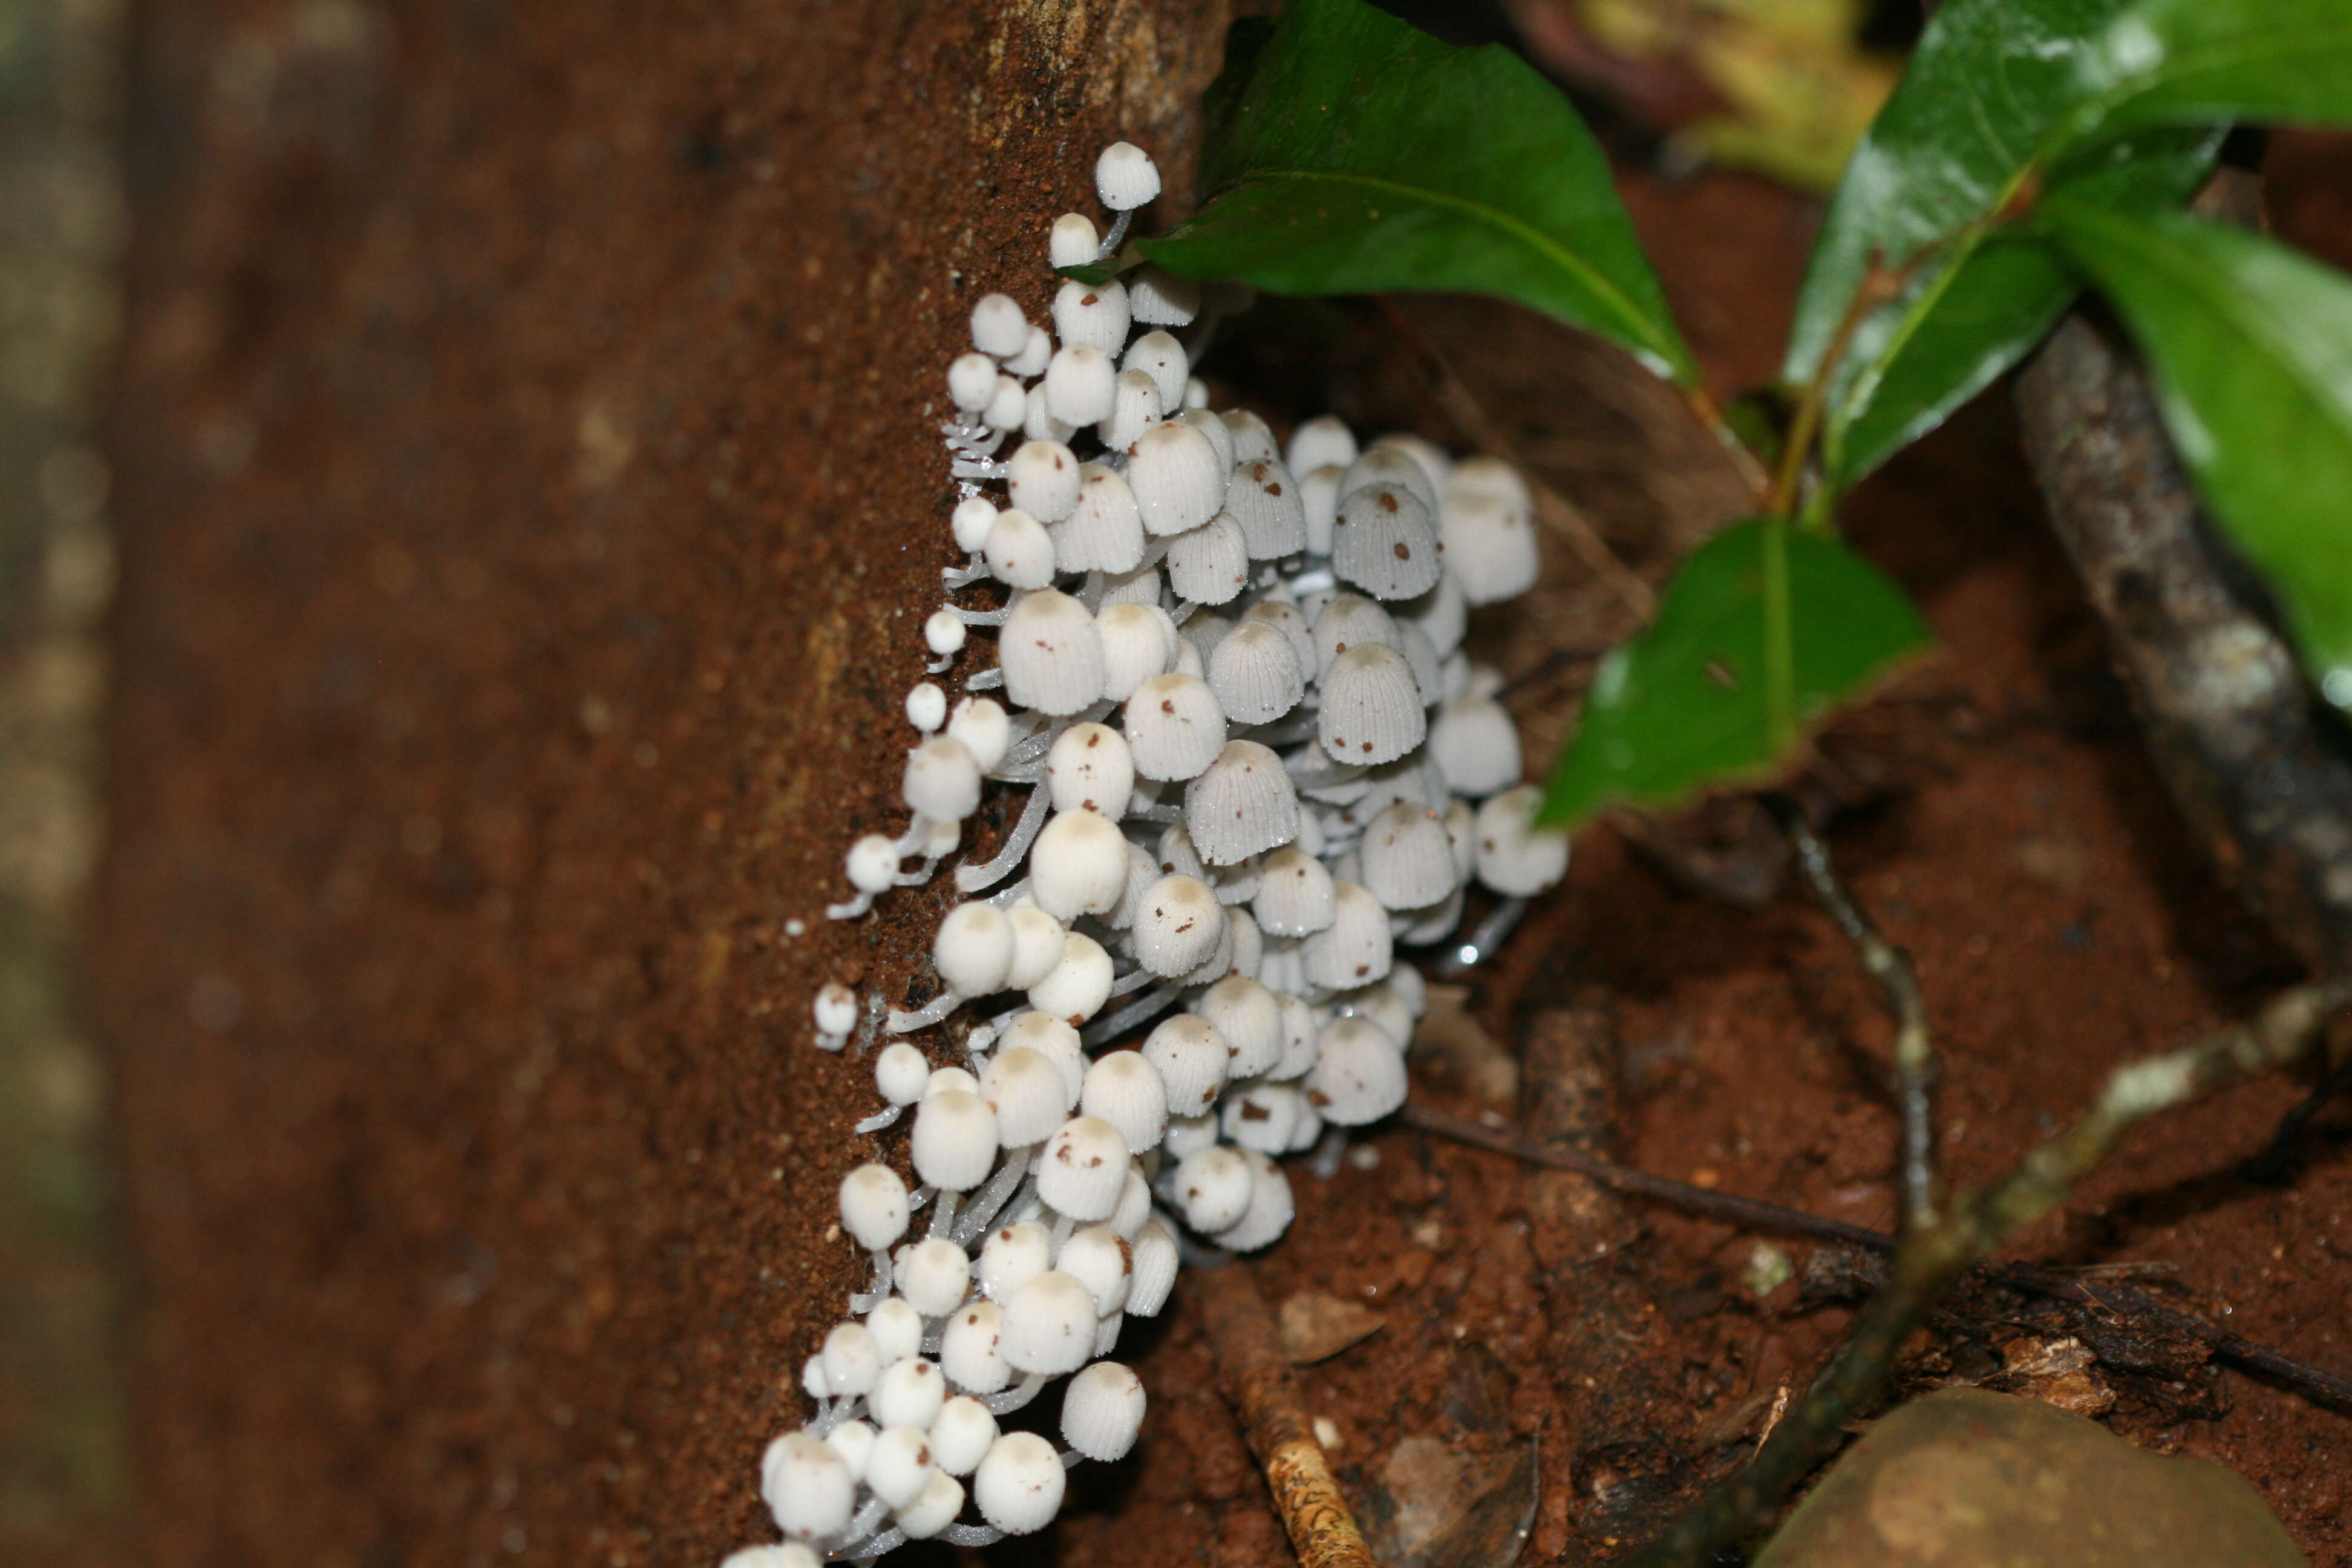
[1001,1270,1099,1375]
[1044,344,1117,427]
[1027,929,1114,1026]
[1447,453,1535,517]
[1428,695,1522,797]
[1238,598,1316,672]
[946,696,1011,773]
[1062,1360,1149,1462]
[1286,413,1359,477]
[1360,801,1459,910]
[894,1469,966,1541]
[1123,672,1227,782]
[910,1088,1000,1192]
[1193,974,1285,1079]
[1051,462,1145,575]
[1332,481,1441,600]
[724,1545,822,1568]
[1333,981,1414,1051]
[1008,440,1080,524]
[1052,276,1131,355]
[984,508,1057,590]
[1056,1224,1134,1317]
[1174,1144,1255,1233]
[1008,325,1053,380]
[1307,1015,1410,1125]
[1227,905,1265,979]
[1184,740,1301,867]
[939,1299,1010,1394]
[1269,990,1321,1082]
[1028,808,1130,922]
[897,1237,974,1317]
[1142,1012,1229,1116]
[947,351,998,414]
[871,1356,948,1431]
[1080,1050,1169,1155]
[838,1163,910,1252]
[1164,512,1250,606]
[761,1432,854,1540]
[819,1419,874,1484]
[1222,1079,1304,1155]
[1339,445,1438,514]
[974,1430,1068,1535]
[1440,489,1540,605]
[1310,593,1399,679]
[932,901,1014,997]
[998,1011,1085,1103]
[1097,601,1175,703]
[978,1221,1053,1305]
[1038,1114,1130,1221]
[1003,906,1069,991]
[1253,844,1338,938]
[1131,874,1227,978]
[929,1395,999,1477]
[1047,724,1136,817]
[1122,327,1189,405]
[1162,1109,1220,1160]
[866,1296,924,1365]
[1126,420,1227,537]
[1301,881,1394,991]
[1001,590,1106,719]
[970,292,1028,358]
[903,735,982,823]
[1212,1148,1298,1251]
[982,1045,1072,1147]
[1048,212,1099,269]
[1224,457,1308,560]
[865,1423,937,1511]
[1319,643,1428,766]
[821,1320,881,1397]
[1207,621,1306,726]
[1370,430,1454,494]
[1125,1218,1181,1316]
[1109,1162,1154,1240]
[1301,462,1346,557]
[1095,141,1161,210]
[846,834,900,895]
[1100,367,1165,451]
[1127,267,1200,327]
[1400,570,1470,658]
[1221,408,1279,464]
[1474,784,1571,897]
[815,981,860,1037]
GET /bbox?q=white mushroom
[974,1431,1067,1535]
[1062,1361,1148,1462]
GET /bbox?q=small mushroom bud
[1048,212,1099,268]
[822,1419,875,1484]
[1222,1079,1304,1154]
[872,1357,949,1431]
[1311,593,1399,679]
[984,508,1057,590]
[1192,975,1283,1078]
[982,1046,1071,1147]
[1224,457,1308,558]
[1062,1361,1148,1462]
[1302,881,1394,990]
[1428,695,1521,797]
[1008,440,1080,523]
[979,1220,1053,1304]
[906,681,948,733]
[1340,445,1438,514]
[924,609,965,658]
[1319,644,1428,765]
[1126,420,1227,536]
[1051,462,1145,575]
[1099,367,1164,451]
[1110,1163,1153,1240]
[970,293,1028,358]
[974,1430,1067,1535]
[1028,929,1114,1025]
[1126,266,1199,326]
[875,1042,930,1107]
[1121,328,1189,410]
[895,1470,965,1541]
[1056,1225,1134,1317]
[1174,1144,1254,1233]
[821,1320,882,1397]
[1333,482,1441,600]
[929,1396,998,1477]
[912,1088,1000,1192]
[1039,1114,1129,1220]
[1361,801,1458,910]
[1212,1148,1296,1251]
[1007,325,1053,379]
[1001,1270,1099,1375]
[1000,1011,1085,1102]
[1080,1050,1168,1155]
[1301,462,1346,556]
[1401,572,1469,658]
[947,696,1011,773]
[865,1424,937,1511]
[1123,672,1227,782]
[815,981,860,1042]
[983,373,1027,431]
[1286,413,1359,476]
[1047,722,1135,816]
[839,1165,910,1253]
[1142,1012,1229,1115]
[1001,590,1105,718]
[1181,406,1236,471]
[1184,740,1300,866]
[866,1296,924,1365]
[947,352,998,415]
[1131,874,1227,977]
[933,902,1015,996]
[1475,784,1570,897]
[904,735,982,822]
[952,497,999,553]
[1094,141,1161,210]
[1164,512,1250,606]
[1440,489,1540,605]
[1127,1219,1180,1316]
[846,834,900,895]
[1028,808,1130,921]
[1005,906,1069,991]
[762,1432,853,1540]
[1052,277,1131,355]
[1307,1014,1409,1125]
[941,1299,1010,1394]
[1207,621,1305,725]
[898,1238,973,1317]
[1097,602,1174,702]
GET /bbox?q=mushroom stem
[941,559,990,590]
[953,782,1051,893]
[1047,1210,1076,1254]
[1060,1448,1086,1470]
[951,459,1009,481]
[848,1246,895,1313]
[851,1104,904,1136]
[1106,964,1157,998]
[886,989,965,1034]
[1123,800,1186,825]
[1080,981,1186,1047]
[1308,1125,1348,1181]
[1286,762,1368,791]
[981,1370,1050,1416]
[1436,896,1527,977]
[950,604,1013,628]
[823,891,878,921]
[955,1142,1038,1246]
[927,1189,963,1240]
[964,667,1005,691]
[982,877,1033,909]
[1095,207,1133,259]
[939,1524,1004,1548]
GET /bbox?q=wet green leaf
[2045,198,2352,711]
[1138,0,1694,384]
[1541,520,1930,829]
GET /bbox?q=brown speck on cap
[1377,492,1399,513]
[1393,542,1410,560]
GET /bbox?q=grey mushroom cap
[1318,642,1429,766]
[1183,740,1301,867]
[1331,481,1442,601]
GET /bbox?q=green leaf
[1540,520,1931,829]
[1138,0,1695,385]
[2060,0,2352,143]
[2042,198,2352,712]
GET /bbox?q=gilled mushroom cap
[1301,881,1394,991]
[1173,1144,1255,1233]
[1052,276,1131,354]
[839,1162,910,1251]
[1109,1163,1154,1240]
[932,901,1014,996]
[1001,1270,1099,1375]
[998,1011,1085,1103]
[898,1236,973,1316]
[1001,590,1106,719]
[762,1432,854,1540]
[929,1395,998,1477]
[1400,570,1469,657]
[1310,593,1399,679]
[1100,559,1165,612]
[1221,408,1280,464]
[894,1470,966,1541]
[947,696,1011,773]
[1359,800,1459,910]
[1126,266,1200,326]
[1004,906,1069,991]
[1161,1109,1220,1160]
[1192,973,1284,1078]
[1393,618,1444,707]
[1027,808,1130,922]
[903,735,982,823]
[1008,325,1053,379]
[1048,211,1099,269]
[1099,367,1164,451]
[1131,873,1227,978]
[1224,457,1308,558]
[1370,431,1454,494]
[1080,1050,1169,1155]
[970,292,1028,358]
[1332,481,1441,601]
[1447,452,1535,516]
[1440,489,1541,606]
[1333,981,1414,1052]
[864,1423,936,1511]
[1227,904,1265,980]
[1207,620,1306,726]
[1184,740,1301,867]
[1008,440,1080,524]
[1122,327,1189,405]
[1044,344,1116,427]
[1056,1224,1134,1317]
[866,1296,924,1365]
[911,1088,1000,1193]
[1037,1114,1130,1221]
[820,1419,874,1484]
[1126,420,1227,537]
[982,1045,1071,1146]
[871,1357,948,1431]
[1095,141,1162,209]
[1164,513,1250,606]
[939,1299,1010,1394]
[1318,643,1428,766]
[1428,694,1522,797]
[821,1320,881,1396]
[1339,445,1439,514]
[1221,1079,1304,1154]
[1474,784,1572,897]
[1253,844,1337,937]
[1027,929,1114,1026]
[1269,990,1321,1081]
[974,1430,1068,1535]
[1097,601,1174,702]
[1142,1011,1229,1115]
[1123,673,1227,782]
[1211,1148,1297,1251]
[978,1220,1053,1304]
[1286,413,1359,477]
[1024,382,1073,443]
[1301,463,1346,557]
[1181,406,1236,471]
[1103,838,1161,932]
[1238,597,1316,671]
[1126,1217,1181,1316]
[1062,1360,1149,1462]
[1307,1014,1410,1125]
[1051,462,1145,576]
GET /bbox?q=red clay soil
[92,6,2352,1568]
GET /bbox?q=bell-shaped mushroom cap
[1044,343,1116,426]
[1131,874,1227,977]
[1360,801,1458,911]
[929,1396,998,1477]
[1163,1109,1220,1160]
[1253,844,1338,938]
[1081,1050,1168,1155]
[1004,906,1069,991]
[1184,740,1300,867]
[1127,420,1227,537]
[983,373,1027,432]
[924,1065,981,1099]
[1154,820,1206,881]
[1142,1011,1229,1115]
[1100,560,1165,613]
[912,1088,999,1192]
[1096,601,1174,702]
[1122,327,1189,405]
[818,1420,874,1483]
[1008,440,1080,524]
[1333,982,1414,1052]
[1062,1361,1148,1462]
[1208,853,1265,910]
[821,1320,882,1397]
[1287,413,1359,477]
[762,1432,854,1540]
[1307,1014,1410,1126]
[999,1011,1085,1103]
[1179,911,1236,990]
[1009,323,1053,378]
[1428,695,1521,797]
[1001,1270,1099,1376]
[1301,463,1347,557]
[1333,482,1442,601]
[895,1469,966,1541]
[1052,276,1131,354]
[865,1424,937,1511]
[838,1161,910,1251]
[1393,618,1444,707]
[1173,1145,1255,1233]
[1123,673,1227,782]
[1056,1225,1134,1318]
[970,292,1028,357]
[948,351,999,414]
[1310,593,1398,679]
[1400,570,1469,658]
[1441,489,1540,606]
[903,736,982,823]
[1212,1148,1297,1251]
[898,1237,973,1317]
[1164,513,1250,606]
[875,1042,930,1106]
[1227,905,1265,979]
[1370,431,1454,494]
[975,1430,1067,1535]
[1127,264,1200,325]
[953,496,999,553]
[872,1357,949,1432]
[982,1045,1071,1146]
[947,696,1011,774]
[1221,408,1280,465]
[1109,1163,1153,1240]
[866,1296,924,1365]
[932,901,1014,996]
[1028,929,1114,1026]
[1096,141,1162,209]
[1319,644,1428,766]
[939,1299,1010,1394]
[1045,724,1135,818]
[1024,383,1074,443]
[1099,367,1164,451]
[1051,462,1145,575]
[1302,881,1394,990]
[1339,445,1439,514]
[984,508,1057,590]
[1193,974,1284,1078]
[1126,1218,1180,1316]
[1270,990,1321,1082]
[1038,1114,1129,1221]
[1207,621,1306,726]
[1474,784,1572,897]
[1448,452,1535,515]
[1001,590,1106,718]
[1222,1079,1304,1154]
[1224,458,1308,558]
[1103,839,1161,932]
[1238,598,1315,672]
[978,1220,1052,1304]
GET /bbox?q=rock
[1278,1290,1385,1364]
[1757,1387,2307,1567]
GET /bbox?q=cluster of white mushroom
[728,141,1570,1567]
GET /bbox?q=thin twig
[1195,1263,1377,1568]
[1767,799,1940,1234]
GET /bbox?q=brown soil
[91,4,2352,1566]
